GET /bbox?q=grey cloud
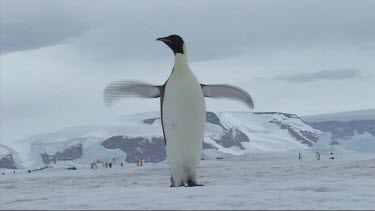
[2,0,375,61]
[1,21,91,54]
[3,0,375,146]
[275,69,364,83]
[1,1,94,54]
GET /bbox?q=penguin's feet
[169,177,185,187]
[169,177,204,187]
[169,183,187,187]
[187,179,204,187]
[170,177,175,188]
[169,183,203,187]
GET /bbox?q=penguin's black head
[156,34,184,55]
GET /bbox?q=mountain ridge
[301,109,375,139]
[1,111,321,169]
[302,109,375,123]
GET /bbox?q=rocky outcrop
[41,144,83,164]
[213,128,249,149]
[206,111,249,149]
[101,136,166,163]
[0,153,17,169]
[255,112,320,147]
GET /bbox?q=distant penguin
[316,152,321,160]
[104,35,254,187]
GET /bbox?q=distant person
[316,152,320,160]
[299,153,302,160]
[28,170,31,173]
[121,163,124,167]
[2,172,4,175]
[13,171,15,174]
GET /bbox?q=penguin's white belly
[162,70,206,186]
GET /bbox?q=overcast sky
[1,0,375,146]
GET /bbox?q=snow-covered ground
[2,151,375,210]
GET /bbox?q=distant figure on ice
[140,160,144,166]
[298,153,302,160]
[330,152,335,160]
[316,152,321,160]
[121,163,124,167]
[137,160,140,166]
[91,163,97,170]
[13,171,15,174]
[28,170,31,173]
[2,172,4,175]
[109,163,112,168]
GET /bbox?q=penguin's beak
[156,37,171,42]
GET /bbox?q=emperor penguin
[104,35,254,187]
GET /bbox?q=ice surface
[1,151,375,210]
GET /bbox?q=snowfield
[2,151,375,210]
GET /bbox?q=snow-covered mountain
[302,109,375,139]
[1,111,322,169]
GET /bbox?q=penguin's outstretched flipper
[104,80,163,106]
[201,84,254,109]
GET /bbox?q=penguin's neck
[174,53,188,69]
[172,44,190,74]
